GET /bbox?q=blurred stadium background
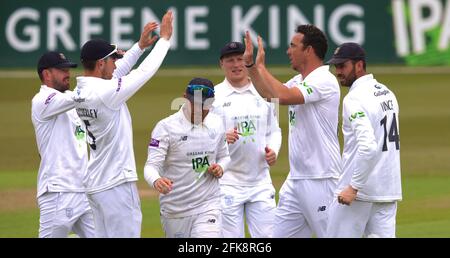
[0,0,449,237]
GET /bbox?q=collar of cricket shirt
[223,77,256,96]
[302,65,330,82]
[178,104,212,130]
[350,74,375,92]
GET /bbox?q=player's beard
[339,65,357,87]
[52,76,70,92]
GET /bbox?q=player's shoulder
[32,86,63,107]
[205,111,224,129]
[206,111,222,121]
[214,81,227,92]
[157,111,184,129]
[309,66,339,86]
[284,74,303,87]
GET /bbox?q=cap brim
[220,50,244,59]
[55,62,78,68]
[326,57,349,65]
[111,53,124,59]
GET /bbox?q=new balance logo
[317,206,326,212]
[179,135,188,141]
[223,102,231,107]
[207,219,216,224]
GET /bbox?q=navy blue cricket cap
[186,77,215,102]
[220,41,245,59]
[37,51,77,74]
[327,42,366,65]
[80,39,123,62]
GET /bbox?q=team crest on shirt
[74,89,85,103]
[208,129,216,139]
[65,208,73,218]
[224,195,234,206]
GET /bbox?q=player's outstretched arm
[102,10,173,109]
[245,32,305,105]
[113,22,160,78]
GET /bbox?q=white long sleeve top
[212,78,281,186]
[73,39,170,194]
[144,107,230,218]
[31,86,88,197]
[339,74,402,202]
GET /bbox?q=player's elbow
[357,141,378,160]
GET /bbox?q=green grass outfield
[0,66,449,237]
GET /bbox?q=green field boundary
[0,66,449,79]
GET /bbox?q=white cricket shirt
[31,86,87,197]
[144,107,230,218]
[285,65,341,179]
[73,39,170,194]
[339,74,402,202]
[212,78,281,186]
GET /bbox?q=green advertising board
[1,0,449,67]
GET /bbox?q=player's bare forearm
[247,65,276,99]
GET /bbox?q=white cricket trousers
[38,192,95,238]
[273,178,337,238]
[161,209,222,238]
[326,198,398,238]
[220,184,276,238]
[87,181,142,238]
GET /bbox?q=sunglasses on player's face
[101,44,123,60]
[186,84,215,98]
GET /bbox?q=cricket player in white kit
[212,42,281,238]
[144,78,230,238]
[326,43,402,238]
[243,25,341,237]
[72,11,173,237]
[32,52,95,237]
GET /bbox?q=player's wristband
[245,62,255,68]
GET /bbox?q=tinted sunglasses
[186,84,215,98]
[101,44,123,60]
